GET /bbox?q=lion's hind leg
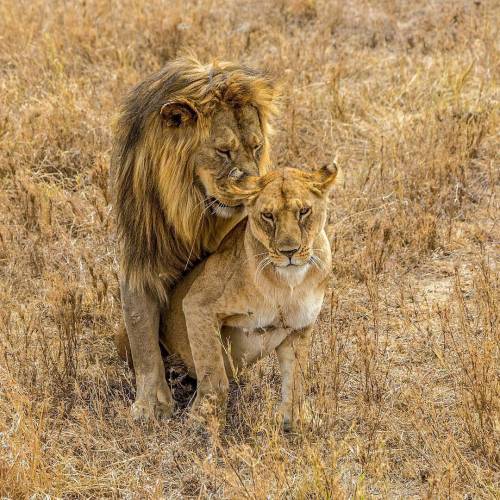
[115,321,133,369]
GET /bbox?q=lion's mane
[110,57,277,302]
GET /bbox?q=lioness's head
[225,164,337,269]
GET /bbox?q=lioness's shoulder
[217,218,247,256]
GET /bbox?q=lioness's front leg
[120,278,174,421]
[182,294,229,420]
[276,326,313,432]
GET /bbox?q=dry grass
[0,0,499,497]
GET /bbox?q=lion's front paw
[131,399,174,422]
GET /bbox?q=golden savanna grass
[0,0,498,497]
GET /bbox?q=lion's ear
[160,99,198,127]
[312,161,338,195]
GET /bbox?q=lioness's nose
[279,247,299,258]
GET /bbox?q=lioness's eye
[216,148,232,160]
[261,212,274,223]
[299,207,311,217]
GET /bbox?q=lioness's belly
[219,326,289,376]
[162,320,289,379]
[160,265,289,379]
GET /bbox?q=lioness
[161,164,337,430]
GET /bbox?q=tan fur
[160,165,337,430]
[110,56,279,302]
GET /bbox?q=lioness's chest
[225,285,324,332]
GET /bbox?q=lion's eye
[216,148,232,160]
[299,207,311,218]
[253,143,263,155]
[261,212,274,223]
[228,167,244,179]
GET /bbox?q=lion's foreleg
[276,326,313,432]
[120,279,174,420]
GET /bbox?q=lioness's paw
[155,400,174,419]
[190,394,227,431]
[131,400,174,422]
[276,402,319,432]
[274,403,293,432]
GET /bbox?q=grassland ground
[0,0,498,497]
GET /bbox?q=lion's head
[111,57,278,299]
[223,164,337,270]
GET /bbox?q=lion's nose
[279,247,299,258]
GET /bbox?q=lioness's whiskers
[253,252,270,257]
[242,251,269,266]
[255,257,267,278]
[311,247,327,256]
[254,256,271,282]
[309,256,319,272]
[309,255,325,272]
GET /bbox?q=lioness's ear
[222,175,263,205]
[160,99,198,127]
[240,176,264,205]
[313,161,338,195]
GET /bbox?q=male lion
[161,164,337,431]
[110,57,278,420]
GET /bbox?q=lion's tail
[115,323,134,370]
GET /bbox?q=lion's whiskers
[184,197,219,270]
[194,195,214,210]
